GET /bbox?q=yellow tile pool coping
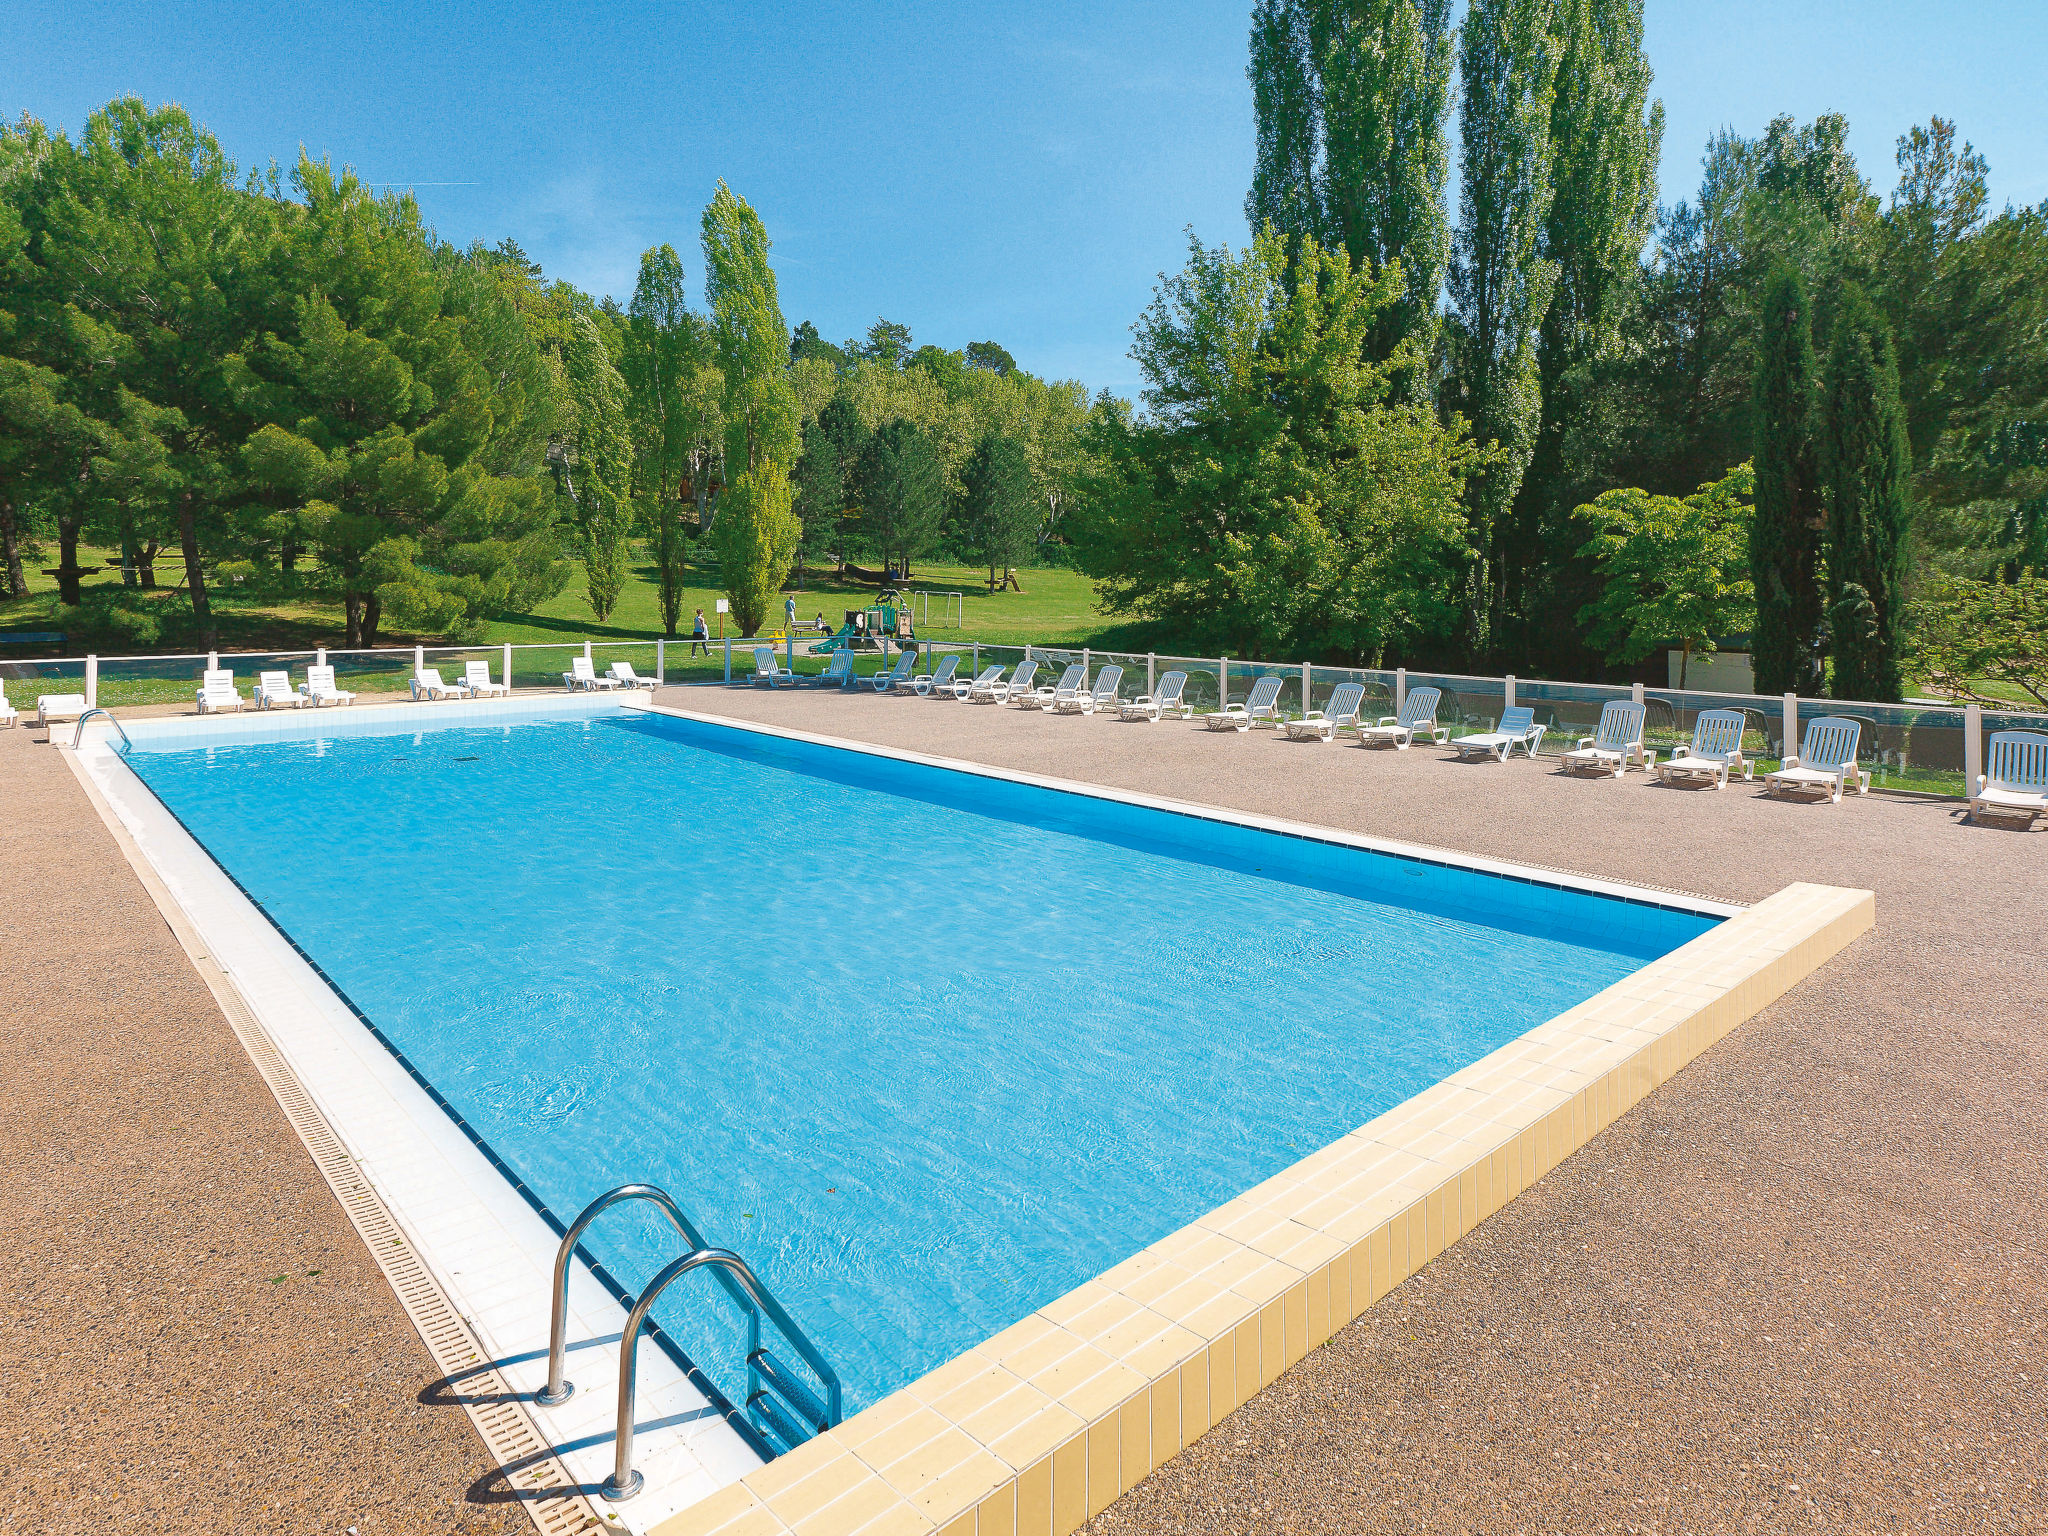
[627,710,1872,1536]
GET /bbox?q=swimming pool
[122,699,1717,1444]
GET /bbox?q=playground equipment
[907,590,963,628]
[811,601,914,653]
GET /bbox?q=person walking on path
[689,608,709,656]
[785,595,797,634]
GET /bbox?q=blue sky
[4,1,2041,396]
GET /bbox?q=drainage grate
[68,753,605,1536]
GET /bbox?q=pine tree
[963,430,1036,591]
[1447,0,1561,661]
[790,416,843,579]
[1749,263,1825,694]
[1822,285,1912,702]
[1313,0,1454,375]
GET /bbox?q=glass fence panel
[0,657,90,712]
[324,648,420,700]
[1406,672,1508,737]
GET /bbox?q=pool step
[748,1346,831,1437]
[746,1389,810,1454]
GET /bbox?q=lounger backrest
[1398,686,1441,726]
[1986,730,2048,793]
[1325,682,1365,722]
[1593,699,1645,749]
[1010,660,1039,691]
[930,655,959,684]
[1244,674,1283,712]
[1156,670,1187,704]
[1691,709,1747,760]
[824,652,853,677]
[417,668,445,690]
[887,651,915,679]
[1798,716,1861,771]
[1092,665,1123,699]
[753,646,776,673]
[1053,663,1086,694]
[571,655,597,680]
[258,670,290,692]
[465,661,492,685]
[202,669,234,691]
[1497,705,1535,736]
[968,664,1001,686]
[306,665,336,690]
[610,661,638,681]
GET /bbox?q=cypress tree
[1821,285,1912,702]
[1749,262,1825,694]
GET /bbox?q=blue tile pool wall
[118,706,1719,1431]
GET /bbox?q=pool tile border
[642,707,1874,1536]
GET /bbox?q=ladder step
[749,1347,830,1432]
[747,1389,808,1452]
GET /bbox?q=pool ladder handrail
[536,1183,843,1502]
[72,707,133,753]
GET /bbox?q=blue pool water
[128,705,1714,1426]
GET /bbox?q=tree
[559,314,635,622]
[1822,284,1912,701]
[1574,462,1755,687]
[1907,572,2048,709]
[964,340,1017,376]
[963,431,1036,590]
[701,182,797,476]
[859,319,913,370]
[790,415,843,578]
[789,318,847,371]
[623,244,703,636]
[814,394,870,566]
[710,460,798,636]
[1446,0,1561,661]
[854,418,945,574]
[1245,0,1323,250]
[1749,262,1825,693]
[1068,227,1480,661]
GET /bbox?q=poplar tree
[1447,0,1561,660]
[560,314,635,622]
[1313,0,1454,374]
[623,244,696,635]
[1822,285,1912,701]
[1512,0,1661,663]
[1245,0,1322,250]
[1749,263,1825,694]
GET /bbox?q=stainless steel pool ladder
[537,1183,843,1501]
[71,708,132,752]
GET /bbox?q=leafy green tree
[1822,284,1912,701]
[1749,262,1825,693]
[790,415,843,577]
[710,460,799,636]
[789,319,847,371]
[859,319,914,370]
[1907,572,2048,709]
[701,182,798,476]
[1446,0,1561,661]
[1575,462,1755,687]
[964,340,1017,376]
[623,243,703,635]
[963,430,1036,590]
[559,314,635,622]
[1245,0,1323,250]
[1068,227,1480,661]
[855,418,945,574]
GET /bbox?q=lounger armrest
[1576,735,1595,749]
[1780,756,1801,771]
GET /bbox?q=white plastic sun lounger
[901,654,960,696]
[37,693,89,727]
[252,670,301,710]
[299,665,355,707]
[1969,730,2048,827]
[1561,700,1648,777]
[195,668,245,714]
[812,651,857,688]
[1026,663,1087,710]
[1285,681,1367,742]
[463,660,511,697]
[565,655,620,691]
[868,651,917,693]
[1451,704,1547,761]
[1655,709,1752,789]
[1119,670,1191,721]
[411,667,467,700]
[0,688,16,727]
[1764,717,1869,802]
[1203,673,1284,732]
[607,660,654,690]
[1355,686,1446,749]
[1055,664,1123,714]
[951,664,1003,700]
[749,647,801,688]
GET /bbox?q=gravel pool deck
[4,686,2042,1535]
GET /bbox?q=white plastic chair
[812,651,857,688]
[36,693,89,726]
[0,686,15,728]
[1204,673,1284,732]
[1561,700,1648,777]
[411,667,466,700]
[1355,686,1446,749]
[903,654,961,696]
[1451,705,1547,761]
[1655,710,1753,789]
[195,669,245,714]
[1285,681,1367,741]
[463,660,511,697]
[1120,670,1190,721]
[1764,717,1869,802]
[607,660,654,690]
[949,663,1002,700]
[868,651,917,693]
[253,670,301,710]
[1026,662,1088,710]
[1970,730,2048,827]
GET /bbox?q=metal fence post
[85,654,97,710]
[972,641,979,677]
[1082,646,1091,686]
[503,642,513,693]
[724,634,732,684]
[316,647,326,668]
[1147,652,1156,695]
[657,638,665,686]
[584,640,592,664]
[1783,692,1799,760]
[1395,667,1406,712]
[787,628,794,675]
[1964,702,1983,791]
[1504,673,1516,709]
